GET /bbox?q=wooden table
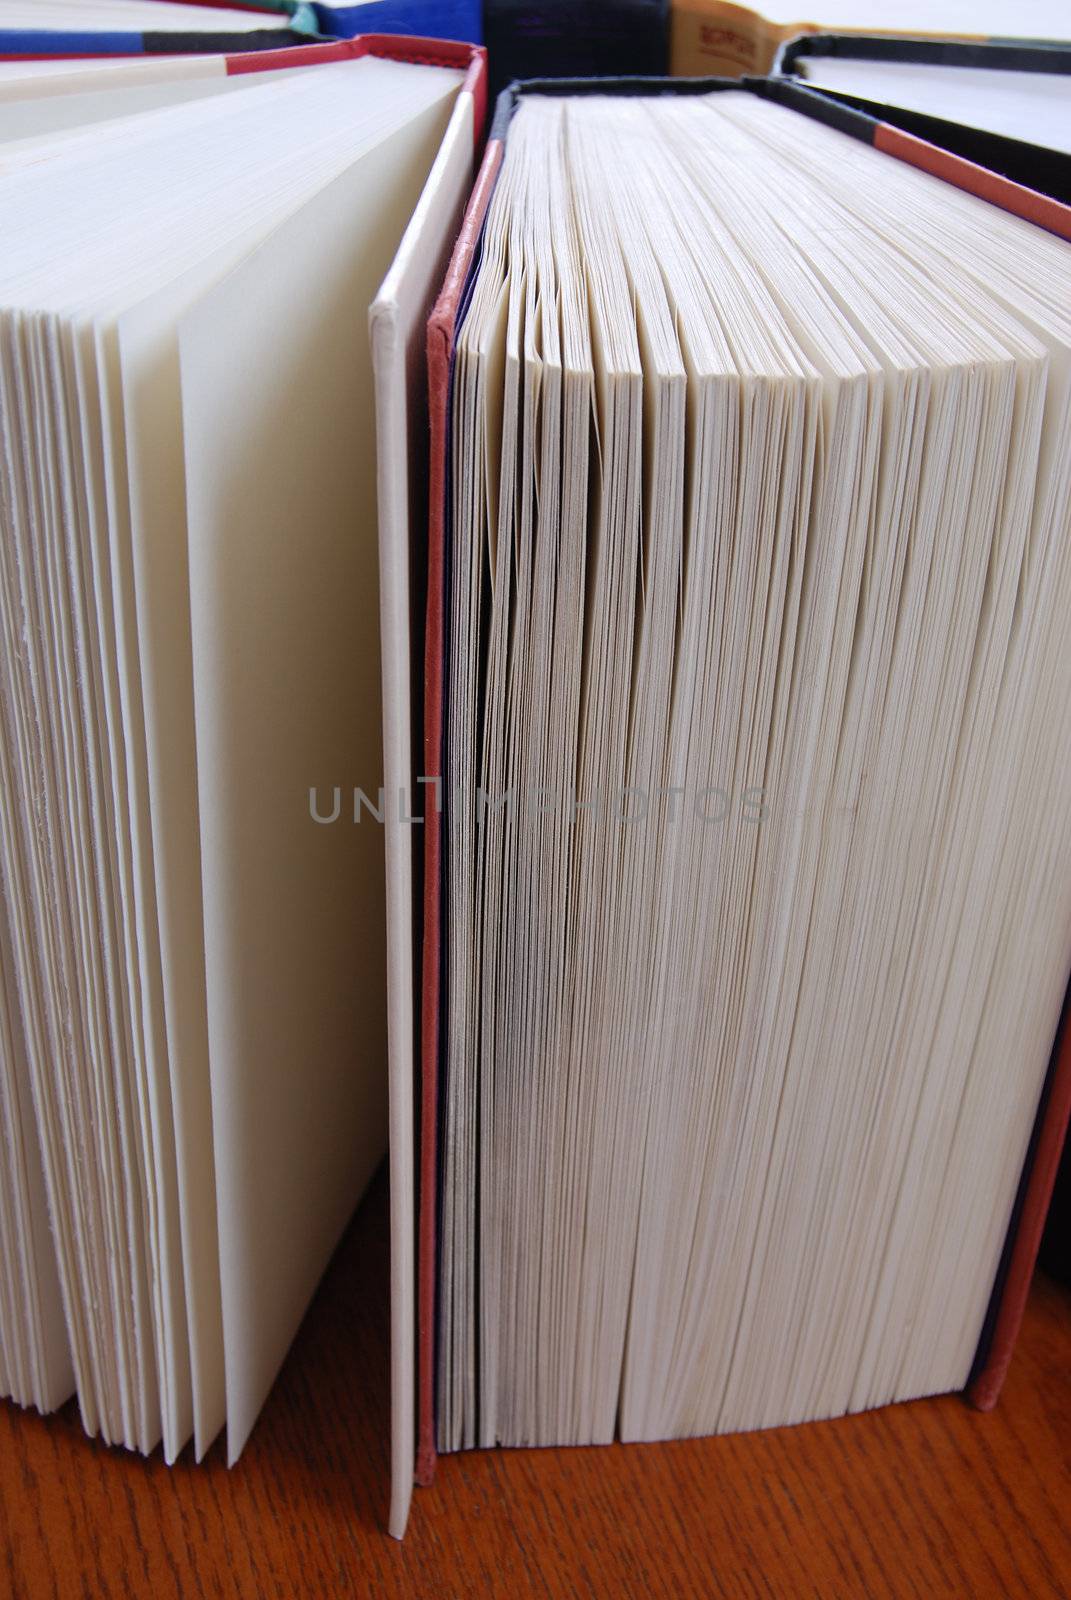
[2,1168,1069,1599]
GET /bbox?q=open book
[0,33,484,1471]
[411,73,1071,1537]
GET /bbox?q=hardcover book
[0,31,487,1475]
[0,0,482,60]
[775,33,1071,204]
[410,69,1071,1538]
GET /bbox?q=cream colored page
[92,315,193,1459]
[112,64,463,1461]
[369,87,475,1541]
[0,59,220,98]
[0,49,460,1460]
[0,73,291,144]
[438,88,1071,1454]
[118,276,228,1459]
[179,95,457,1461]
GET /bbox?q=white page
[0,58,214,97]
[437,86,1071,1461]
[117,277,230,1458]
[87,312,192,1457]
[369,84,475,1540]
[110,60,462,1457]
[179,93,457,1460]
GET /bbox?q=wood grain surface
[2,1167,1069,1600]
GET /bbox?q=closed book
[414,68,1071,1523]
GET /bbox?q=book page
[179,95,457,1459]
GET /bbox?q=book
[668,1,1071,78]
[0,0,322,58]
[0,32,486,1475]
[777,34,1071,176]
[0,0,483,58]
[415,72,1071,1529]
